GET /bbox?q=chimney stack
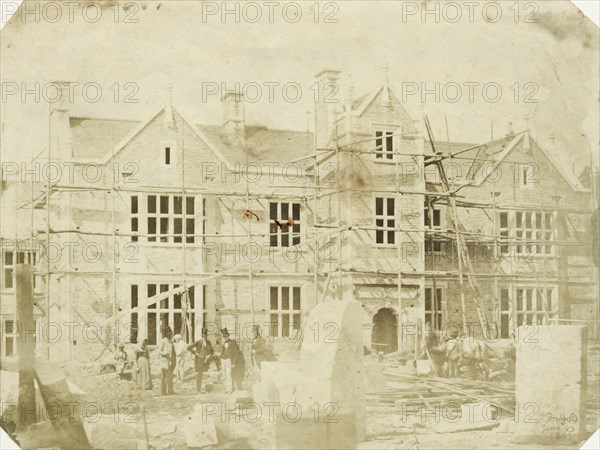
[314,69,341,149]
[49,81,73,161]
[222,91,245,147]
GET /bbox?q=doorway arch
[371,308,398,354]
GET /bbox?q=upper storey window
[375,130,394,160]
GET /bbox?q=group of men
[158,324,273,395]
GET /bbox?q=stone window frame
[498,210,556,257]
[498,285,558,338]
[268,201,301,247]
[161,141,176,168]
[131,282,199,345]
[130,195,139,242]
[131,194,198,245]
[2,318,15,357]
[372,123,401,161]
[373,196,396,246]
[424,284,446,331]
[424,207,443,253]
[268,284,302,338]
[374,130,394,160]
[201,198,207,245]
[1,247,40,292]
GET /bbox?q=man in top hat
[159,326,176,395]
[187,329,217,393]
[220,327,245,392]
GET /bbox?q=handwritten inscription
[541,411,578,442]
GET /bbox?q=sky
[0,0,598,176]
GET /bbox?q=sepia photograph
[0,1,598,448]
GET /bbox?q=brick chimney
[49,81,73,161]
[222,91,245,147]
[314,69,341,149]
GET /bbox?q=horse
[448,337,490,380]
[424,330,490,380]
[424,330,452,376]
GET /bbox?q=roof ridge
[425,139,477,146]
[482,130,527,146]
[256,126,312,134]
[199,123,311,134]
[447,131,526,156]
[70,115,141,123]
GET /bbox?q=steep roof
[425,132,587,191]
[68,110,313,167]
[67,107,586,193]
[425,133,528,185]
[457,134,520,183]
[198,125,313,165]
[70,116,140,159]
[424,140,475,154]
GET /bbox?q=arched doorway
[371,308,398,354]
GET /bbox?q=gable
[354,84,416,133]
[105,109,233,189]
[469,134,524,185]
[474,133,585,191]
[425,132,587,193]
[524,138,586,191]
[98,106,232,169]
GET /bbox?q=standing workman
[250,325,273,382]
[187,329,216,393]
[173,334,188,381]
[159,326,176,395]
[114,342,128,379]
[220,328,245,392]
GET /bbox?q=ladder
[424,116,489,339]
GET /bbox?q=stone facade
[0,72,596,365]
[425,133,597,341]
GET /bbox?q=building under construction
[0,70,598,363]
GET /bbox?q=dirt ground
[2,341,599,449]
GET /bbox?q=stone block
[182,412,218,448]
[275,411,357,450]
[83,413,146,449]
[415,359,433,376]
[514,325,587,445]
[260,361,300,405]
[295,300,367,442]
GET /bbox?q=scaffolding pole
[45,101,51,360]
[180,119,194,343]
[335,112,343,301]
[395,130,404,352]
[425,115,488,338]
[14,102,595,359]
